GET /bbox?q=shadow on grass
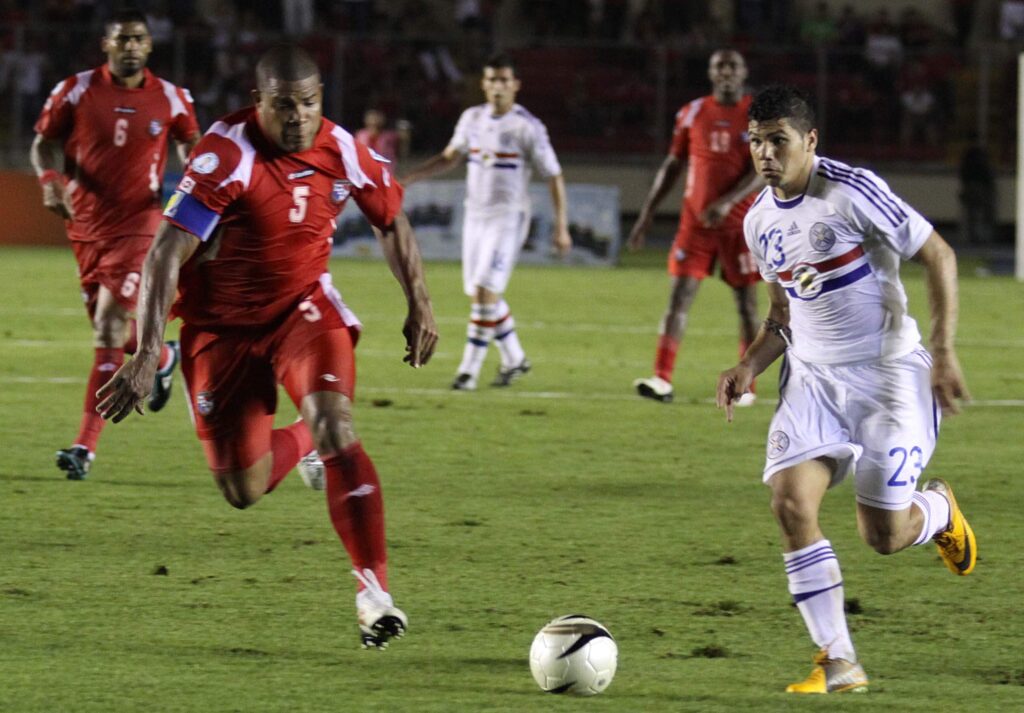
[0,471,196,488]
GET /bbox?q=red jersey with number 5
[162,107,403,328]
[669,94,755,227]
[34,65,199,242]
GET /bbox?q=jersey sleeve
[34,77,77,140]
[525,117,562,179]
[162,133,244,241]
[841,169,933,259]
[350,140,404,230]
[169,86,200,143]
[445,109,472,155]
[743,208,776,282]
[668,106,690,159]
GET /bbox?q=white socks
[456,303,496,378]
[493,300,525,369]
[911,490,952,546]
[784,539,856,662]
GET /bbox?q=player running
[403,52,571,391]
[717,85,975,693]
[97,45,438,649]
[31,9,200,480]
[629,49,763,404]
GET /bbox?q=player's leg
[57,281,131,480]
[851,349,976,574]
[634,219,711,402]
[277,317,405,648]
[453,212,494,390]
[770,460,868,694]
[489,211,531,385]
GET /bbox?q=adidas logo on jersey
[288,169,315,180]
[787,222,801,236]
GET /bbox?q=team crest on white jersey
[791,264,822,299]
[148,120,163,136]
[192,152,220,174]
[332,180,351,203]
[809,222,836,251]
[499,131,513,147]
[768,430,790,458]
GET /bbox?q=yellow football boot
[786,650,869,694]
[924,479,977,576]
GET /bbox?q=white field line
[2,375,1022,408]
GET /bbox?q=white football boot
[297,450,325,491]
[633,375,674,403]
[353,568,407,649]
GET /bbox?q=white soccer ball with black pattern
[529,615,618,696]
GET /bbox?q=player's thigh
[850,349,939,512]
[180,326,277,474]
[465,211,525,296]
[761,356,861,488]
[717,228,761,288]
[668,219,716,280]
[95,235,152,313]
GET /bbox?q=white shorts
[762,347,940,511]
[462,209,530,296]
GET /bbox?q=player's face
[708,51,746,98]
[254,76,323,153]
[482,67,520,113]
[102,22,152,77]
[748,118,818,191]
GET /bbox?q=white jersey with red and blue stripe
[446,102,561,215]
[743,156,934,365]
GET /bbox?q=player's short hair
[749,85,816,134]
[105,7,149,32]
[484,52,516,75]
[256,45,320,89]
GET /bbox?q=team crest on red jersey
[148,120,162,136]
[196,391,214,416]
[332,180,351,203]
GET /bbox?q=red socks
[76,347,124,453]
[324,443,388,590]
[264,420,314,493]
[654,334,679,382]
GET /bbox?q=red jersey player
[31,9,200,479]
[97,46,438,649]
[628,49,763,404]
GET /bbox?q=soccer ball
[529,615,618,696]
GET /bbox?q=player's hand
[931,349,971,415]
[42,180,74,220]
[403,303,438,368]
[699,200,731,228]
[626,214,651,252]
[95,353,160,423]
[716,363,754,423]
[551,226,572,257]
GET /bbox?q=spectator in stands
[800,1,838,46]
[899,78,939,147]
[283,0,315,37]
[355,108,402,163]
[836,5,866,49]
[146,0,174,46]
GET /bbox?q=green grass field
[1,246,1022,712]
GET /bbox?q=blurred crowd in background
[0,0,1020,186]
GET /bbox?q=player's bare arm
[374,211,438,367]
[30,134,74,220]
[400,146,461,184]
[700,167,765,228]
[175,133,201,166]
[717,282,789,421]
[627,155,682,251]
[548,174,572,256]
[912,230,971,414]
[96,222,199,422]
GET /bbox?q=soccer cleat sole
[635,383,673,403]
[360,615,407,650]
[55,451,89,480]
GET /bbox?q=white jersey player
[403,53,571,390]
[716,86,975,695]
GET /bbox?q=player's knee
[770,492,816,533]
[214,473,264,510]
[306,409,357,457]
[92,313,129,348]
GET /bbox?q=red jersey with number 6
[669,94,755,228]
[34,65,199,243]
[162,107,403,328]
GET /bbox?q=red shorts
[179,280,361,473]
[668,215,760,288]
[71,235,152,319]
